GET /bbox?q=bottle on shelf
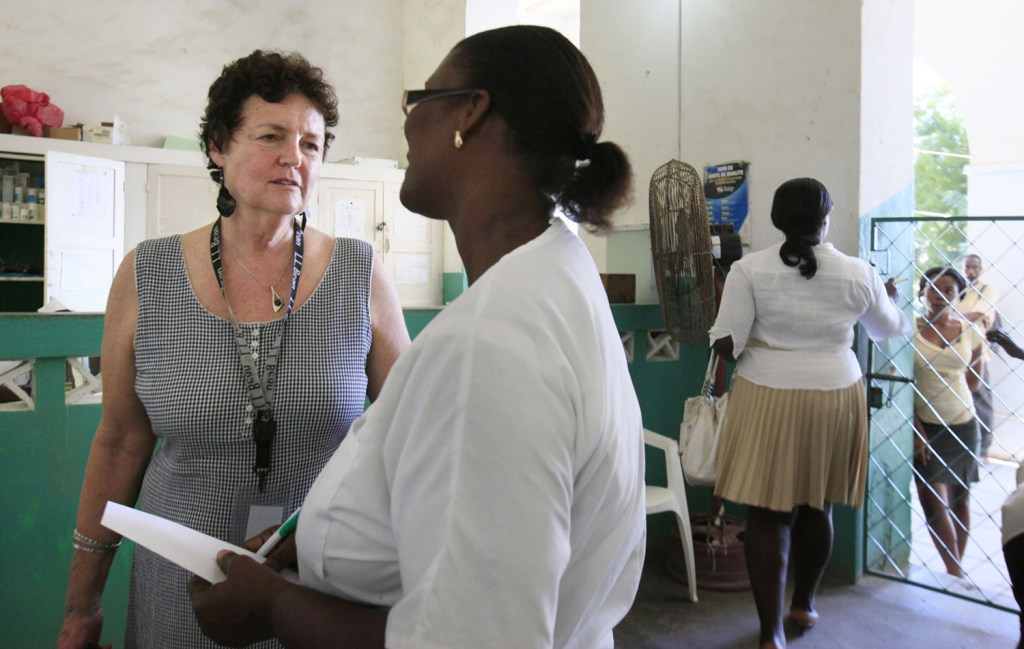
[1,175,12,204]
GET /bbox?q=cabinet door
[316,178,442,306]
[383,181,442,306]
[316,179,382,248]
[147,164,219,237]
[45,151,125,312]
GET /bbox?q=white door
[316,178,442,306]
[147,164,220,237]
[317,178,382,248]
[45,150,125,312]
[383,181,442,306]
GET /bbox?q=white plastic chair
[644,428,698,602]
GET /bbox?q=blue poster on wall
[703,161,750,234]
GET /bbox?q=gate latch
[869,386,885,410]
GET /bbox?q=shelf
[0,132,205,167]
[0,220,44,226]
[0,275,44,282]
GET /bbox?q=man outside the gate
[958,253,1000,460]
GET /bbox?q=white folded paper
[100,501,264,583]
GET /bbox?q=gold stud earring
[454,130,464,149]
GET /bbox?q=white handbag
[679,351,728,486]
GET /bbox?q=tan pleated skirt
[714,375,869,512]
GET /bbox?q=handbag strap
[700,351,719,399]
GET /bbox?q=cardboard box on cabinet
[600,273,636,303]
[84,115,130,145]
[45,124,83,140]
[83,123,113,144]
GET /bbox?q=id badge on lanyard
[210,213,306,492]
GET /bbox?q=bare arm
[883,277,899,299]
[913,416,930,465]
[57,251,157,649]
[712,336,736,363]
[989,327,1024,360]
[966,342,983,392]
[365,253,409,402]
[961,284,999,329]
[962,310,988,325]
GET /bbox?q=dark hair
[199,50,339,186]
[918,266,968,299]
[450,26,631,232]
[770,177,834,279]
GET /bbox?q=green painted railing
[0,306,864,646]
[0,314,117,648]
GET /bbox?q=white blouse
[709,242,910,390]
[913,319,983,426]
[295,220,646,649]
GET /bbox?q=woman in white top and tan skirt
[709,178,910,649]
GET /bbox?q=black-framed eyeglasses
[402,89,479,116]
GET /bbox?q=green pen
[255,507,300,558]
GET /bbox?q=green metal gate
[863,216,1023,613]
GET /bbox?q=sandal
[789,607,819,629]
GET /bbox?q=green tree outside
[914,84,970,273]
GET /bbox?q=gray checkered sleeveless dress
[126,234,373,649]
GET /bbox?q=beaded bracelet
[72,540,120,554]
[72,528,121,554]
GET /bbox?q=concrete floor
[904,457,1016,608]
[614,537,1019,649]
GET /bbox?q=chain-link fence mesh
[864,216,1024,613]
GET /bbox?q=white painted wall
[0,0,405,162]
[466,0,518,34]
[861,0,915,217]
[917,0,1024,166]
[586,0,904,261]
[583,0,679,231]
[676,0,864,256]
[582,0,908,304]
[7,0,999,300]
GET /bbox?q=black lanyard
[209,213,306,491]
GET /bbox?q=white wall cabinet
[312,169,442,307]
[148,162,443,307]
[0,134,444,310]
[146,164,220,238]
[44,150,125,312]
[0,142,127,312]
[0,151,46,312]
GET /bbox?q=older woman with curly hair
[58,50,409,649]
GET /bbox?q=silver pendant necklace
[232,254,290,312]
